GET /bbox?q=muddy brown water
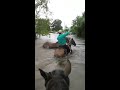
[35,33,85,90]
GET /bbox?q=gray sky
[48,0,85,28]
[39,0,85,28]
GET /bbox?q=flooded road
[35,33,85,90]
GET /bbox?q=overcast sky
[47,0,85,28]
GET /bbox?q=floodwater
[35,33,85,90]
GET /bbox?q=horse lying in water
[39,59,71,90]
[54,37,76,58]
[43,42,59,49]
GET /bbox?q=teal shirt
[57,32,70,45]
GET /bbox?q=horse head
[43,42,49,48]
[66,37,76,46]
[70,38,76,46]
[39,59,71,90]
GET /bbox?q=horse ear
[39,69,49,80]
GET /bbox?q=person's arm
[59,32,70,38]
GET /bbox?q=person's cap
[58,30,63,33]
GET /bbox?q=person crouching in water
[57,30,70,55]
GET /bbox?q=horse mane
[46,79,69,90]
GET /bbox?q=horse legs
[70,49,72,54]
[68,45,72,54]
[64,49,68,56]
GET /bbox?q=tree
[51,19,63,31]
[70,11,85,38]
[35,0,51,38]
[35,0,49,18]
[35,18,50,35]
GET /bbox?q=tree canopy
[51,19,63,31]
[35,0,51,36]
[35,18,50,35]
[70,12,85,38]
